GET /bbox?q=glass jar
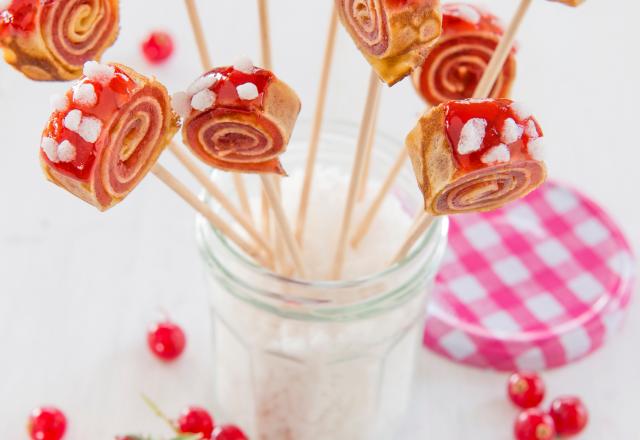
[196,122,449,440]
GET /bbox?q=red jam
[42,65,136,180]
[0,0,49,36]
[444,99,543,173]
[442,3,505,37]
[203,66,274,110]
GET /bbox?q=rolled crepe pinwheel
[413,3,517,106]
[335,0,443,86]
[0,0,119,81]
[174,60,301,175]
[406,98,546,215]
[40,62,180,210]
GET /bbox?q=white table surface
[1,1,638,438]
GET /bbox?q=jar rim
[195,120,449,298]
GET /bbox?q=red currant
[141,31,174,64]
[549,396,588,436]
[178,406,215,439]
[213,425,248,440]
[27,407,67,440]
[514,409,556,440]
[147,320,186,361]
[508,372,545,409]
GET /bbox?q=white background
[1,0,639,438]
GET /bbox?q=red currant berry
[178,406,215,439]
[213,425,248,440]
[514,409,556,440]
[549,396,588,436]
[508,372,545,409]
[141,31,174,64]
[27,407,67,440]
[147,320,186,361]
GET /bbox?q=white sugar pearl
[457,118,487,154]
[63,109,82,132]
[191,89,216,112]
[481,144,511,164]
[50,93,69,112]
[236,82,259,100]
[172,92,192,119]
[501,118,523,144]
[83,61,115,85]
[187,74,217,96]
[528,137,545,161]
[57,140,77,163]
[510,102,531,120]
[525,120,540,139]
[233,56,254,74]
[78,116,103,143]
[41,137,59,163]
[73,83,97,107]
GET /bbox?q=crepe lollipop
[175,59,301,176]
[413,3,517,106]
[406,98,546,215]
[0,0,119,81]
[40,62,179,210]
[335,0,443,85]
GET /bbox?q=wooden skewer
[356,89,381,202]
[351,148,408,247]
[473,0,533,99]
[168,143,273,258]
[295,7,339,244]
[389,213,434,265]
[183,0,255,225]
[152,164,266,266]
[331,71,382,279]
[184,0,211,72]
[260,175,307,278]
[389,0,533,264]
[257,0,273,69]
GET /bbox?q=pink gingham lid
[424,181,636,371]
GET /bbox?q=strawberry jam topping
[42,65,136,180]
[0,0,57,36]
[442,3,506,37]
[444,99,543,173]
[201,66,274,111]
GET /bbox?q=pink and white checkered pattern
[423,181,636,371]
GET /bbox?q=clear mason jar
[196,122,449,440]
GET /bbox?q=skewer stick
[473,0,533,99]
[184,0,211,72]
[351,148,408,247]
[356,90,381,201]
[152,164,266,266]
[389,213,434,264]
[257,0,273,69]
[260,175,307,278]
[331,71,382,279]
[295,7,339,244]
[390,0,533,264]
[183,0,254,224]
[168,143,273,258]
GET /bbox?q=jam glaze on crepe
[335,0,443,86]
[40,62,180,210]
[178,63,301,176]
[0,0,119,81]
[413,3,516,106]
[406,99,546,215]
[550,0,584,6]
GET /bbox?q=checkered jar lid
[423,181,636,371]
